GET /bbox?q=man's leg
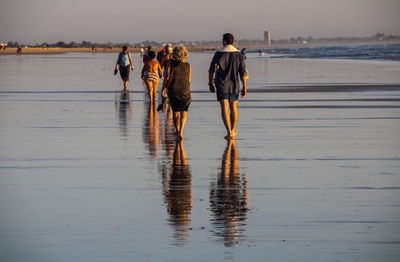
[219,100,232,138]
[229,101,238,138]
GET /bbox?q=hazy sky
[1,0,399,44]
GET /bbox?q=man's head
[147,45,153,50]
[122,45,128,52]
[222,33,234,46]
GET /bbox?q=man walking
[115,46,134,91]
[208,33,248,139]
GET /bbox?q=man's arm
[128,53,134,71]
[240,76,247,98]
[208,73,215,93]
[208,53,218,93]
[115,58,120,70]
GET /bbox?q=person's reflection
[162,140,192,245]
[209,140,248,247]
[142,102,161,157]
[115,91,133,137]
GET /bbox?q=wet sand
[0,53,400,261]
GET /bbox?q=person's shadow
[209,140,248,246]
[162,140,192,245]
[115,91,133,137]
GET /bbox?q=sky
[1,0,399,44]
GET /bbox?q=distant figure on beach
[157,44,173,112]
[161,44,173,69]
[208,33,248,139]
[141,50,162,103]
[162,45,191,140]
[114,46,134,91]
[142,45,153,63]
[17,47,22,54]
[240,48,246,59]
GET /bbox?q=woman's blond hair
[171,45,188,63]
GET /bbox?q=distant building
[264,31,271,45]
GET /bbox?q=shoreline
[1,40,399,55]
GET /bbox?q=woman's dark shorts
[119,65,130,81]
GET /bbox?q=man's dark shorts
[119,65,130,81]
[217,90,239,102]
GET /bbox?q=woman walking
[141,50,162,103]
[162,45,191,140]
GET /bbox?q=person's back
[169,60,191,100]
[144,59,162,76]
[211,48,245,95]
[208,33,247,139]
[141,50,162,103]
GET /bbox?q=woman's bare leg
[178,111,187,140]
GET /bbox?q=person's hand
[241,88,247,98]
[131,66,134,71]
[209,83,215,93]
[162,88,167,97]
[114,69,118,75]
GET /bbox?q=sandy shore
[1,40,399,55]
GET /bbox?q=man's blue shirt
[208,45,247,95]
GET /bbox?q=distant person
[114,46,134,91]
[141,50,162,103]
[208,33,248,139]
[142,45,153,63]
[240,48,246,59]
[17,47,22,54]
[162,45,191,140]
[157,44,173,112]
[161,44,173,69]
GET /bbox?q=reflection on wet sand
[142,102,161,157]
[162,140,192,246]
[115,91,133,137]
[209,140,248,247]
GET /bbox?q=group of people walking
[114,33,248,140]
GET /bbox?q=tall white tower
[264,31,271,45]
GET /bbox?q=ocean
[255,43,400,61]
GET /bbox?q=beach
[1,52,400,261]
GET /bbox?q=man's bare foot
[224,134,232,139]
[178,133,184,140]
[231,129,237,138]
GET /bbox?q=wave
[251,43,400,61]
